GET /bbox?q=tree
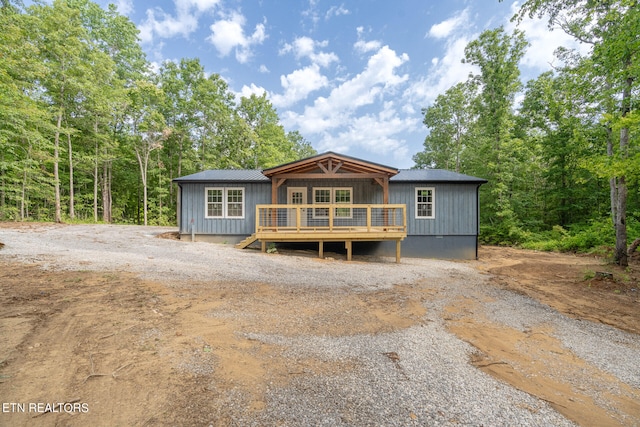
[33,0,98,223]
[127,80,169,226]
[286,130,317,159]
[513,0,639,265]
[463,27,529,234]
[237,92,294,168]
[66,0,146,223]
[0,4,49,220]
[413,81,478,171]
[519,71,608,227]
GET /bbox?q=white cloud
[190,0,221,12]
[239,83,267,100]
[407,35,477,106]
[113,0,134,16]
[354,27,382,54]
[259,64,270,73]
[325,4,350,20]
[138,0,221,44]
[280,36,339,68]
[427,8,469,39]
[301,0,320,29]
[281,45,410,155]
[271,64,329,108]
[504,2,591,73]
[207,11,267,63]
[317,108,415,161]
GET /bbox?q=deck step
[235,233,258,249]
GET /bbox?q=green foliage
[0,0,313,225]
[421,2,640,258]
[518,220,615,253]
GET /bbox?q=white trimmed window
[333,188,352,218]
[415,187,435,219]
[313,187,352,218]
[205,187,244,219]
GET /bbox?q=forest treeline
[413,0,639,265]
[1,0,638,264]
[0,0,315,227]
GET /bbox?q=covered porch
[253,203,407,262]
[243,152,408,262]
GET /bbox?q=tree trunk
[67,130,74,220]
[615,175,628,266]
[93,137,98,222]
[614,75,633,266]
[135,148,149,226]
[20,138,32,221]
[606,127,617,227]
[101,160,111,223]
[54,110,62,223]
[158,149,162,222]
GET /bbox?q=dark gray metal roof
[173,167,487,184]
[172,169,270,183]
[392,169,487,183]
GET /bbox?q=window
[334,188,352,218]
[313,188,331,218]
[206,189,223,218]
[313,187,352,218]
[205,187,244,219]
[226,188,244,217]
[415,187,435,219]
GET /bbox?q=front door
[287,187,307,227]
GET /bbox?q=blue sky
[100,0,586,168]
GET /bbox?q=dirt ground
[0,225,638,426]
[457,247,640,427]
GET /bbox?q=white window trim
[205,187,245,219]
[205,187,223,219]
[415,187,435,219]
[312,187,332,219]
[333,187,353,219]
[312,187,352,219]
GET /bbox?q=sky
[98,0,587,168]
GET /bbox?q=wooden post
[396,240,401,263]
[329,204,334,231]
[345,240,352,261]
[319,241,324,259]
[262,241,267,253]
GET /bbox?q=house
[173,152,487,261]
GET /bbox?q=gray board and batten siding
[174,170,271,242]
[386,170,485,259]
[173,168,487,259]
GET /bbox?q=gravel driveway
[2,224,639,426]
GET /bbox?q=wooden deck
[253,204,407,262]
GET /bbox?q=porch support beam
[271,178,287,204]
[373,176,390,204]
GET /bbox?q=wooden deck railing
[255,204,406,236]
[253,204,407,262]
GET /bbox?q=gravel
[1,223,639,426]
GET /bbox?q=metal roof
[172,169,270,183]
[173,167,487,184]
[392,169,487,183]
